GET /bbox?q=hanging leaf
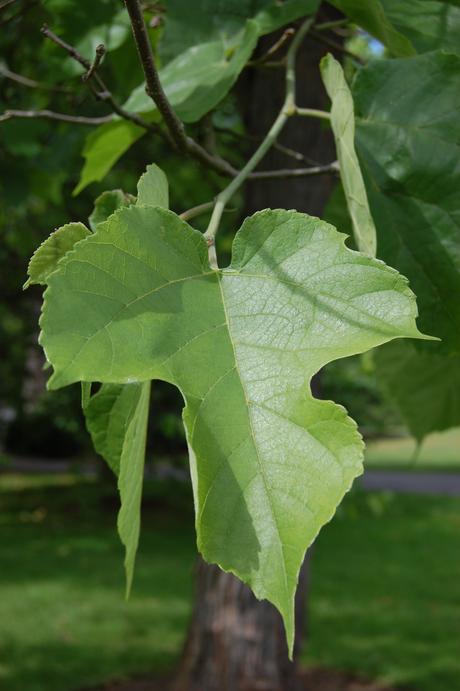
[24,222,91,288]
[374,341,460,443]
[321,54,376,257]
[354,50,460,352]
[85,381,151,593]
[39,205,427,653]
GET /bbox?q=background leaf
[354,50,460,353]
[374,341,460,442]
[39,205,425,652]
[89,190,135,231]
[331,0,460,55]
[73,120,144,196]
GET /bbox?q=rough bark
[175,8,342,691]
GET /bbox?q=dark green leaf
[354,51,460,352]
[374,341,460,442]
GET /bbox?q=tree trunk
[175,8,342,691]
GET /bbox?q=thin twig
[41,23,166,139]
[179,202,215,222]
[122,0,186,148]
[248,162,339,180]
[0,63,72,93]
[0,0,17,10]
[83,44,106,82]
[314,18,349,32]
[310,29,365,65]
[295,107,331,120]
[122,0,236,177]
[203,17,315,264]
[0,109,114,125]
[248,28,294,67]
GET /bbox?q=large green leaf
[354,51,460,353]
[123,0,320,122]
[374,341,460,442]
[320,54,376,257]
[25,222,91,288]
[330,0,460,55]
[39,205,425,652]
[376,0,460,54]
[160,0,320,61]
[85,381,150,593]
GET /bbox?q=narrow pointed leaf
[39,206,426,652]
[321,54,377,257]
[86,381,150,592]
[25,222,90,288]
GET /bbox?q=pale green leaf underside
[374,341,460,443]
[39,206,425,653]
[25,222,90,288]
[321,54,376,258]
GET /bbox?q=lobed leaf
[39,204,426,653]
[321,54,377,257]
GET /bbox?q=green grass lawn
[0,474,459,691]
[365,427,460,471]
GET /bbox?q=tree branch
[248,162,339,180]
[204,17,315,261]
[123,0,186,148]
[0,63,72,93]
[0,109,114,125]
[122,0,237,177]
[40,23,166,140]
[82,44,106,82]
